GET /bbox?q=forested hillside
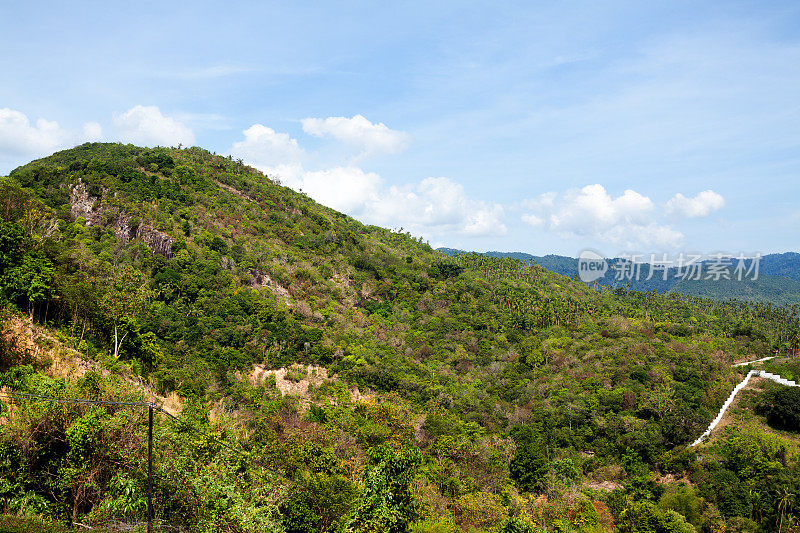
[439,249,800,306]
[1,143,800,532]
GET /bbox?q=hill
[1,143,799,532]
[439,249,800,306]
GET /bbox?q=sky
[1,1,799,258]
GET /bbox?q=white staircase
[733,356,776,367]
[758,371,798,387]
[690,370,799,447]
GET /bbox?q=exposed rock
[68,180,173,257]
[111,215,173,257]
[137,225,174,257]
[69,180,98,223]
[261,274,292,305]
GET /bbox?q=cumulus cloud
[0,109,106,171]
[230,121,503,238]
[230,124,306,168]
[0,108,71,157]
[521,184,684,248]
[666,190,725,218]
[301,115,410,157]
[82,122,103,142]
[113,105,195,147]
[287,166,383,214]
[261,165,506,238]
[362,177,507,238]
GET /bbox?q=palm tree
[777,486,794,533]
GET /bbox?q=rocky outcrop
[69,180,98,223]
[68,180,173,257]
[138,226,173,256]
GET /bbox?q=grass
[0,515,138,533]
[0,515,83,533]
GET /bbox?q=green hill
[1,143,799,532]
[440,249,800,306]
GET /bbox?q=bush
[757,387,800,432]
[347,445,422,533]
[659,484,701,528]
[454,491,508,530]
[617,501,696,533]
[498,516,544,533]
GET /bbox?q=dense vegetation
[0,143,799,532]
[439,249,800,307]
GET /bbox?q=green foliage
[498,516,544,533]
[429,262,463,280]
[757,387,800,432]
[617,501,696,533]
[509,425,549,493]
[658,485,701,528]
[2,143,800,532]
[348,445,422,533]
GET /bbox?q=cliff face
[69,179,173,257]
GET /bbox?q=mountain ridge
[1,143,799,532]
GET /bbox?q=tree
[618,501,697,533]
[7,252,54,320]
[659,484,702,528]
[509,425,549,493]
[99,264,152,358]
[777,487,794,533]
[347,445,422,533]
[757,387,800,432]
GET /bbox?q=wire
[152,405,257,461]
[0,390,260,464]
[0,390,149,407]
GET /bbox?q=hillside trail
[691,356,798,447]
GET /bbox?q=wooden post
[148,404,153,533]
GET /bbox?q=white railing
[690,370,798,447]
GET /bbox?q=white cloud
[230,124,305,168]
[231,121,503,239]
[0,108,71,158]
[82,122,103,142]
[113,105,195,147]
[521,184,683,248]
[666,190,725,218]
[290,166,383,214]
[364,177,507,238]
[521,213,544,227]
[260,164,506,238]
[301,115,410,157]
[0,109,107,171]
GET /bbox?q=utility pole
[148,404,153,533]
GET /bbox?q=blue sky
[2,1,799,257]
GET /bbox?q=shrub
[454,491,508,530]
[347,445,422,533]
[659,484,701,528]
[498,516,544,533]
[757,387,800,432]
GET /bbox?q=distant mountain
[760,252,800,282]
[439,248,800,305]
[4,144,800,533]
